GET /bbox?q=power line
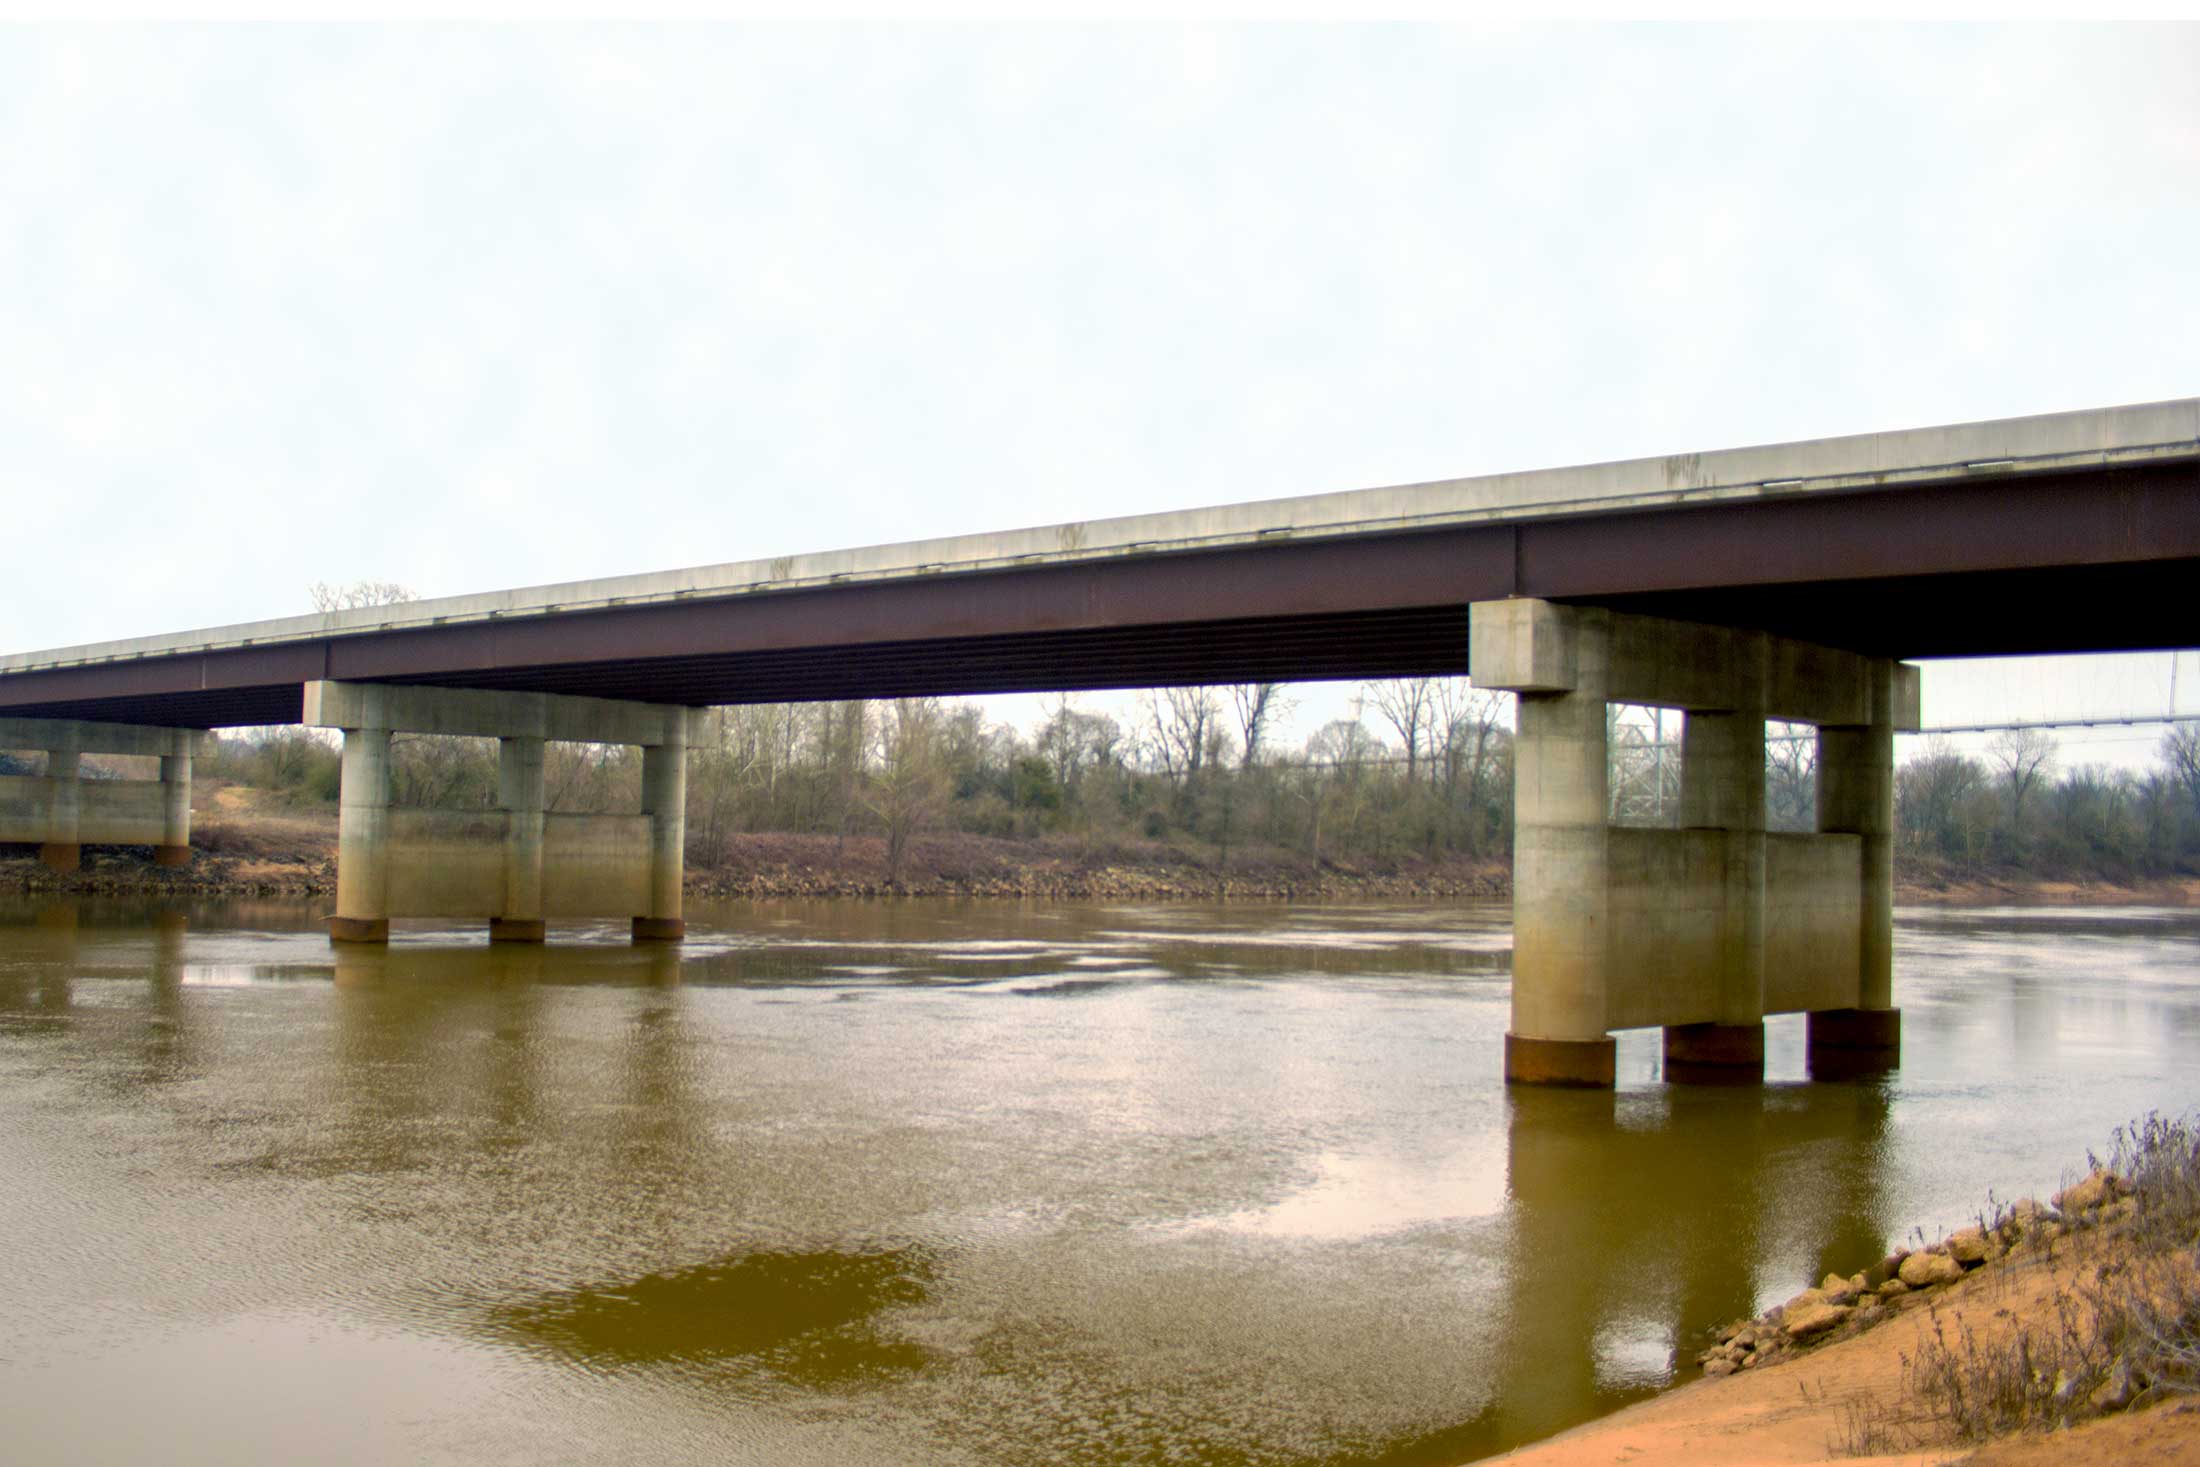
[1918,713,2194,735]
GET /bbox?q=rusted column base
[1663,1021,1765,1085]
[38,842,81,873]
[329,916,391,944]
[632,916,686,943]
[489,917,547,943]
[1505,1032,1616,1088]
[1807,1007,1901,1079]
[153,845,191,869]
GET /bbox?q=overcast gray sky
[5,24,2196,758]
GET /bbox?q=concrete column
[40,740,81,872]
[331,727,393,944]
[155,753,193,868]
[1506,607,1614,1086]
[1667,634,1767,1083]
[1812,659,1900,1075]
[633,726,688,943]
[492,737,547,943]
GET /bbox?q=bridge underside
[2,459,2196,730]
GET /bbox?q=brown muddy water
[1,896,2195,1466]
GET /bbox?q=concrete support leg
[1504,607,1613,1087]
[331,727,392,944]
[1668,637,1768,1083]
[1663,1021,1766,1085]
[633,735,688,943]
[155,753,193,868]
[492,736,547,943]
[1806,1008,1902,1078]
[40,743,81,872]
[1814,662,1901,1075]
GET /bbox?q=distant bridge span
[1,398,2196,730]
[4,398,2196,1089]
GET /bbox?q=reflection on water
[496,1247,937,1384]
[0,894,2194,1466]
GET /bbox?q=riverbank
[1894,854,2200,908]
[1488,1125,2200,1467]
[4,802,2193,905]
[0,807,1511,902]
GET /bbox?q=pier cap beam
[303,681,694,748]
[0,717,215,760]
[1469,600,1920,729]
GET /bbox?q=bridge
[4,397,2196,1087]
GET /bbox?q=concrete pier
[1470,600,1919,1088]
[493,737,546,943]
[1493,601,1616,1087]
[634,736,687,942]
[1811,660,1904,1076]
[0,717,213,870]
[331,725,393,943]
[306,682,695,945]
[1669,629,1768,1082]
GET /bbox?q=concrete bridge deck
[2,397,2195,729]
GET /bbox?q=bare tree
[1141,686,1222,782]
[822,701,870,858]
[863,698,948,883]
[1606,705,1680,826]
[1039,695,1123,795]
[2162,721,2200,818]
[1302,717,1381,862]
[1895,738,1987,858]
[1364,678,1436,783]
[1987,727,2058,829]
[544,741,630,814]
[309,580,418,613]
[1433,680,1511,853]
[388,731,496,808]
[1766,721,1818,833]
[689,710,765,850]
[1228,683,1289,772]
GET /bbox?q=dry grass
[1836,1115,2200,1455]
[188,811,335,865]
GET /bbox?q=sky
[3,24,2197,764]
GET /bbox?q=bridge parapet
[1470,600,1918,1087]
[0,716,213,871]
[303,682,695,945]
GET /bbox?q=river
[0,895,2193,1465]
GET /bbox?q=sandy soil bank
[1487,1211,2200,1467]
[1894,870,2200,908]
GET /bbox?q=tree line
[193,697,2200,885]
[1895,724,2200,878]
[203,681,1520,878]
